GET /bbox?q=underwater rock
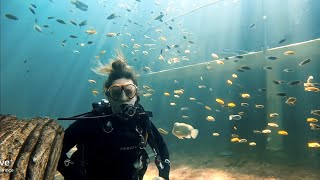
[0,115,64,180]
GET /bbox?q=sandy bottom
[143,153,319,180]
[55,152,319,180]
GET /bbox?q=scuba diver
[57,53,170,180]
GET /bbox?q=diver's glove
[158,159,170,180]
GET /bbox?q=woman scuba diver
[57,52,170,180]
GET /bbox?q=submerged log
[0,114,64,180]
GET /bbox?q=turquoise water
[1,0,320,176]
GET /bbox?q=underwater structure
[0,115,64,179]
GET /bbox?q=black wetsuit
[57,104,170,180]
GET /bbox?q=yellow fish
[283,50,294,55]
[278,130,288,135]
[305,86,320,92]
[212,133,219,136]
[92,90,99,96]
[308,142,320,148]
[262,129,271,134]
[206,116,215,121]
[268,123,279,128]
[85,28,97,35]
[215,60,224,65]
[241,93,250,98]
[307,118,318,123]
[227,80,233,85]
[205,106,212,111]
[232,74,238,78]
[286,97,297,106]
[143,93,152,97]
[227,103,236,107]
[174,89,184,94]
[231,137,240,143]
[216,98,224,105]
[164,92,170,96]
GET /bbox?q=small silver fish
[229,115,242,120]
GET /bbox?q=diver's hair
[102,50,138,93]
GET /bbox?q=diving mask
[107,84,138,101]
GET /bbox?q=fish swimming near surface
[154,12,164,20]
[264,66,272,70]
[276,92,287,96]
[79,20,87,27]
[229,115,242,120]
[266,56,278,60]
[29,7,36,15]
[5,14,18,20]
[287,80,301,86]
[34,24,42,32]
[30,3,37,9]
[172,122,198,139]
[299,58,311,66]
[56,19,66,24]
[70,0,88,11]
[240,66,251,70]
[107,13,117,20]
[283,69,294,72]
[70,20,77,26]
[249,23,255,28]
[278,38,287,44]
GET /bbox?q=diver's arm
[149,122,170,180]
[57,119,91,176]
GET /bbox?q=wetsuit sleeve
[149,121,170,180]
[57,119,92,176]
